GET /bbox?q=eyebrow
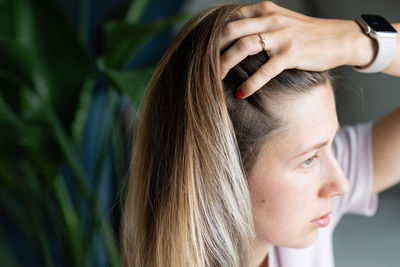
[291,125,340,160]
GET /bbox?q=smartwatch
[354,14,398,73]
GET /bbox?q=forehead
[260,82,338,159]
[284,82,336,130]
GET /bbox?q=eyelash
[301,154,319,168]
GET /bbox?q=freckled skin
[248,82,350,256]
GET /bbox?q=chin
[287,229,319,249]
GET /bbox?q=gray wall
[310,0,400,125]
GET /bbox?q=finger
[219,16,282,50]
[237,53,290,98]
[220,32,279,79]
[239,1,305,19]
[239,1,280,18]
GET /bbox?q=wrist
[345,20,378,67]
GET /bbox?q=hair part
[223,52,330,174]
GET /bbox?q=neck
[247,239,271,267]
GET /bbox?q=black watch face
[361,14,397,32]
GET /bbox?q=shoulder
[332,122,373,162]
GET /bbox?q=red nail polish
[235,88,244,99]
[211,74,215,82]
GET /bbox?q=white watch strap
[354,34,397,73]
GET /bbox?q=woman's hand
[218,1,377,98]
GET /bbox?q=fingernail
[235,87,244,99]
[211,74,215,82]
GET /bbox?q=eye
[301,154,318,168]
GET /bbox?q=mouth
[310,211,332,227]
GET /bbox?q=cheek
[249,169,319,246]
[250,167,315,217]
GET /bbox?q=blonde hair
[121,4,254,267]
[121,4,330,267]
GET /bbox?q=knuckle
[285,41,295,53]
[282,31,297,49]
[236,37,254,51]
[281,28,293,39]
[260,1,277,11]
[270,12,286,25]
[259,65,275,78]
[222,21,239,37]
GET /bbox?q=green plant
[0,0,190,266]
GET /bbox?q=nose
[318,152,350,198]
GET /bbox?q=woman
[121,2,400,267]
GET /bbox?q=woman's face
[248,82,350,249]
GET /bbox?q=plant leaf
[52,173,84,267]
[10,0,93,132]
[39,92,121,266]
[0,0,15,39]
[98,59,154,109]
[103,12,191,68]
[124,0,152,23]
[71,76,96,146]
[0,37,34,89]
[0,95,23,130]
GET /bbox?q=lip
[310,211,332,227]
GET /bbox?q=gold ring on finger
[257,33,267,51]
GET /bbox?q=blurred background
[0,0,398,266]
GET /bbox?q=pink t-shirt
[268,122,379,267]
